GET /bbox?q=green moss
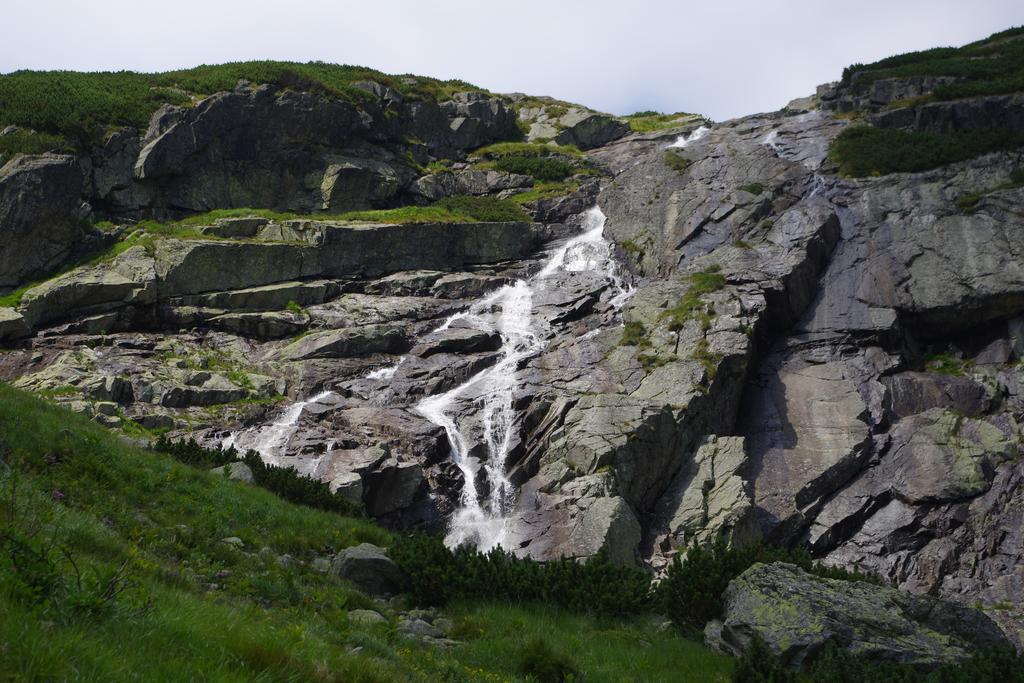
[659,266,727,332]
[664,149,692,174]
[738,182,764,195]
[619,321,651,348]
[920,353,973,376]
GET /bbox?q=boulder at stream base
[705,562,1011,670]
[329,543,403,596]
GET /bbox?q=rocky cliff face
[2,40,1024,646]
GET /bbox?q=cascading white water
[761,130,782,153]
[415,206,632,550]
[222,390,334,468]
[669,125,710,148]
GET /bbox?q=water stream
[220,206,631,551]
[416,206,631,550]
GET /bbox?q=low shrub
[152,435,238,468]
[0,129,69,157]
[151,436,361,516]
[494,154,574,182]
[829,125,1024,177]
[390,533,653,616]
[657,537,878,632]
[240,451,362,517]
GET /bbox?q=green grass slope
[0,382,733,681]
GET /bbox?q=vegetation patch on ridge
[840,26,1024,102]
[0,62,487,150]
[828,125,1024,177]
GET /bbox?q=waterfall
[669,125,710,148]
[415,206,632,550]
[222,390,334,468]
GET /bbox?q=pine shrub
[151,437,361,516]
[657,537,878,632]
[390,533,652,616]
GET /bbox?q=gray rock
[884,372,991,419]
[281,325,407,360]
[329,471,364,504]
[553,110,629,150]
[0,154,84,289]
[220,536,244,547]
[348,609,387,625]
[362,460,425,517]
[706,562,1010,669]
[410,170,533,202]
[330,543,403,596]
[398,618,444,639]
[211,461,254,484]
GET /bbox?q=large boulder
[409,169,533,202]
[0,154,84,289]
[554,111,629,150]
[329,543,403,596]
[706,562,1011,669]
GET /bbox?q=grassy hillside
[0,382,733,681]
[0,61,485,150]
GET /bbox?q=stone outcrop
[0,219,538,340]
[706,562,1010,669]
[0,154,85,289]
[99,83,519,216]
[329,543,403,596]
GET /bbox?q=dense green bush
[829,125,1024,177]
[240,451,361,517]
[0,62,485,148]
[840,26,1024,101]
[0,129,69,157]
[494,154,574,182]
[657,537,878,632]
[390,533,653,616]
[152,435,238,468]
[433,195,531,222]
[151,436,361,516]
[732,638,1024,683]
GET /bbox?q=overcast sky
[3,1,1023,121]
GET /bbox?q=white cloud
[2,0,1022,120]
